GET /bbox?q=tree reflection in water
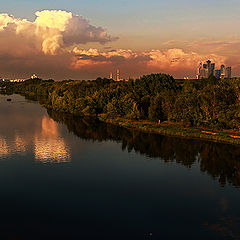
[48,110,240,188]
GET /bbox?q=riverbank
[7,74,240,146]
[11,92,240,145]
[15,91,240,145]
[98,115,240,145]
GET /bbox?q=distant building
[215,70,221,79]
[206,60,211,77]
[220,65,225,73]
[10,79,26,83]
[197,60,232,79]
[197,62,208,79]
[226,67,232,79]
[210,63,215,76]
[117,69,120,81]
[197,63,202,79]
[1,79,10,82]
[201,69,208,78]
[31,74,38,79]
[109,72,113,79]
[116,69,124,81]
[220,65,225,79]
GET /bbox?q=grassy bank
[98,115,240,145]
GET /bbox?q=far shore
[3,91,240,145]
[3,73,240,146]
[11,92,240,145]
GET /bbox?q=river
[0,93,240,240]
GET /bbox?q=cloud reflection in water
[0,137,9,157]
[34,116,71,164]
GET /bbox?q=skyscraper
[215,70,221,79]
[196,60,231,80]
[197,62,209,79]
[226,67,232,79]
[197,63,202,79]
[109,72,113,79]
[206,60,211,77]
[203,64,208,78]
[117,69,120,81]
[110,72,113,79]
[220,65,225,79]
[210,63,215,76]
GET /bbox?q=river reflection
[0,137,8,157]
[0,94,71,163]
[1,94,240,240]
[48,110,240,188]
[34,116,70,163]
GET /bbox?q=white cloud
[0,10,116,55]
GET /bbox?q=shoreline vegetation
[99,115,240,145]
[2,73,240,145]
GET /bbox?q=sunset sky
[1,0,240,80]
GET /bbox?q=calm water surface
[1,94,240,240]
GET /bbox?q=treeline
[9,73,240,129]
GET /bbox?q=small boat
[6,99,11,101]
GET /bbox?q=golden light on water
[0,137,9,157]
[34,116,71,164]
[34,139,71,163]
[0,116,71,163]
[14,135,27,152]
[0,135,27,157]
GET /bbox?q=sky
[0,0,240,80]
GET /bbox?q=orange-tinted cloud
[71,48,226,78]
[0,10,235,79]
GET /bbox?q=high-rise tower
[220,65,225,79]
[197,63,202,79]
[215,70,221,79]
[206,60,211,77]
[117,69,120,81]
[226,67,232,79]
[210,63,215,76]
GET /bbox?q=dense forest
[2,73,240,130]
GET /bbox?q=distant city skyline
[0,0,240,80]
[197,60,232,79]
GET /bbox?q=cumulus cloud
[0,10,233,79]
[146,49,226,70]
[71,48,151,68]
[0,10,116,55]
[70,47,226,78]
